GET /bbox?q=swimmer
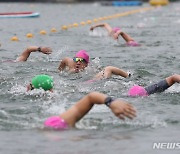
[58,50,89,73]
[128,74,180,97]
[44,91,136,130]
[59,50,130,79]
[90,23,140,46]
[27,74,53,92]
[16,46,52,62]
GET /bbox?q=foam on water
[89,28,108,37]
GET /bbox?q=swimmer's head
[112,27,121,33]
[28,74,53,91]
[44,116,68,130]
[126,41,140,47]
[75,50,89,63]
[128,85,148,97]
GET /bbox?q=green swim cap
[31,74,53,91]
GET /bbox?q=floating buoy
[51,28,57,32]
[26,33,34,38]
[93,18,98,22]
[61,25,68,30]
[86,20,92,24]
[73,23,79,27]
[102,16,108,20]
[149,0,169,6]
[11,36,19,41]
[40,30,47,35]
[107,16,112,19]
[80,21,86,25]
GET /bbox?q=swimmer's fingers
[118,108,136,120]
[125,104,136,118]
[41,47,52,54]
[113,33,119,40]
[118,114,125,120]
[123,108,136,119]
[90,26,94,31]
[126,104,136,114]
[110,100,136,120]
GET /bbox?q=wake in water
[165,84,180,93]
[89,28,108,37]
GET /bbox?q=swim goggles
[30,83,34,90]
[73,57,87,63]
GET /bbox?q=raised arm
[60,92,136,127]
[16,46,52,62]
[90,23,113,34]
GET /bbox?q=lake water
[0,1,180,154]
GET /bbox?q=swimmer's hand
[113,33,119,40]
[40,47,52,55]
[127,71,132,78]
[90,26,94,31]
[109,100,136,120]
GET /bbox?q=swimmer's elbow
[103,23,108,27]
[87,92,106,105]
[58,60,67,71]
[26,46,35,53]
[87,92,99,103]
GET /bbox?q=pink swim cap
[112,27,121,33]
[126,41,140,47]
[44,116,68,130]
[75,50,89,63]
[128,85,148,97]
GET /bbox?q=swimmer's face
[27,83,34,91]
[73,57,88,72]
[26,83,53,92]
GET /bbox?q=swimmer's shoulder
[62,57,75,69]
[61,57,73,64]
[62,57,73,62]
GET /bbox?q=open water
[0,1,180,154]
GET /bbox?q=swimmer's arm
[115,31,134,42]
[106,66,129,78]
[90,23,112,33]
[165,74,180,86]
[60,92,136,127]
[58,57,70,71]
[16,46,52,62]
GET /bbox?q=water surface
[0,2,180,154]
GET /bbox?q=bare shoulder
[62,57,72,62]
[61,57,74,67]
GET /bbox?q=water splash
[89,28,108,37]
